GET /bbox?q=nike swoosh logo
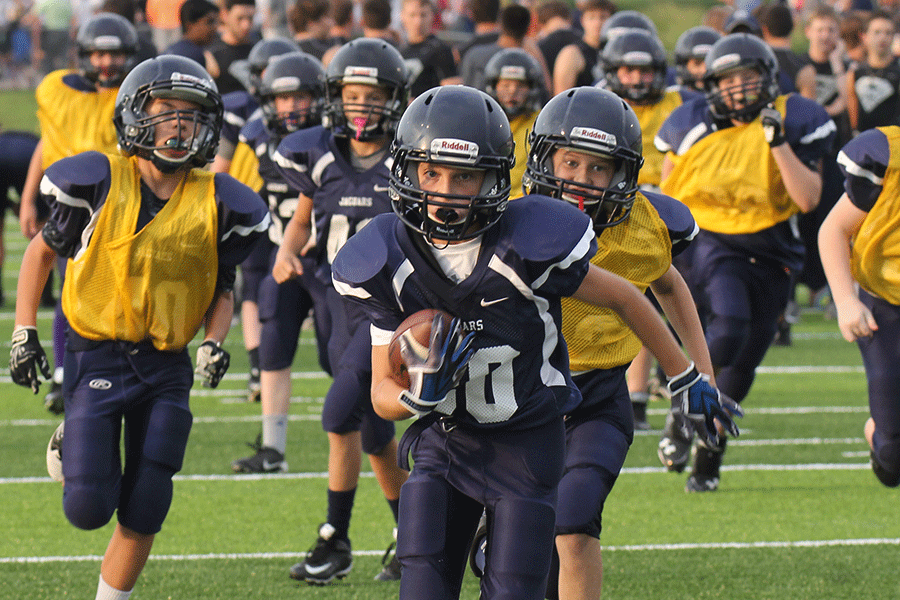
[262,460,282,471]
[373,185,390,192]
[304,562,333,575]
[480,297,507,307]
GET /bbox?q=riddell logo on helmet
[430,138,479,164]
[621,51,653,66]
[93,35,124,50]
[571,127,616,147]
[171,72,212,88]
[499,65,526,80]
[345,66,378,80]
[711,53,741,72]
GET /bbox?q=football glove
[667,362,742,446]
[760,106,786,147]
[10,325,51,394]
[195,340,230,388]
[397,316,475,415]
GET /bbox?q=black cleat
[231,444,287,473]
[290,523,353,585]
[685,474,719,492]
[468,512,488,578]
[373,529,401,581]
[44,382,64,415]
[870,452,900,488]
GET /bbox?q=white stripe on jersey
[392,259,414,313]
[41,176,101,262]
[800,119,837,145]
[531,221,595,291]
[311,151,336,187]
[837,150,884,185]
[332,276,371,299]
[220,212,271,242]
[488,254,567,388]
[273,150,308,174]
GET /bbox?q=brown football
[387,309,455,389]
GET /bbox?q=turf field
[2,212,899,600]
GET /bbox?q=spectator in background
[164,0,219,76]
[400,0,460,98]
[535,0,579,74]
[552,0,616,94]
[290,0,339,61]
[145,0,186,52]
[259,0,289,38]
[457,0,500,60]
[847,10,900,135]
[330,0,354,44]
[461,3,549,91]
[839,10,867,66]
[30,0,73,76]
[703,5,735,35]
[360,0,399,44]
[103,0,159,66]
[756,1,816,98]
[209,0,260,95]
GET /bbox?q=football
[387,309,455,389]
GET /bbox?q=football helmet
[322,38,409,141]
[247,37,302,97]
[76,12,138,88]
[599,10,658,49]
[483,48,545,118]
[674,26,722,90]
[703,33,780,123]
[114,56,223,173]
[257,51,325,136]
[524,87,643,231]
[601,29,668,105]
[391,86,514,244]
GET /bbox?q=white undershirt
[429,235,483,283]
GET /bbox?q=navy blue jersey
[274,126,393,283]
[239,116,302,245]
[222,90,261,146]
[39,151,270,271]
[331,196,598,431]
[837,127,889,213]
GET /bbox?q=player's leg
[237,239,275,402]
[858,290,900,487]
[552,369,632,600]
[232,274,312,472]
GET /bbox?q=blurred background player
[0,127,39,305]
[523,86,728,600]
[231,51,326,474]
[655,33,835,491]
[399,0,460,99]
[209,0,260,96]
[9,54,269,600]
[211,36,301,403]
[552,0,616,94]
[273,38,410,584]
[819,126,900,488]
[482,48,546,198]
[673,26,721,93]
[163,0,220,76]
[18,12,139,415]
[330,84,733,600]
[599,28,702,429]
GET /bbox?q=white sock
[95,574,131,600]
[262,414,288,455]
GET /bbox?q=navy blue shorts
[61,338,193,535]
[257,272,313,371]
[398,418,565,600]
[556,366,633,537]
[239,236,276,304]
[0,130,40,218]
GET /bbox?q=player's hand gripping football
[195,340,231,388]
[10,325,52,394]
[667,362,742,446]
[760,106,786,147]
[398,316,475,415]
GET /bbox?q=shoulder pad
[642,190,697,244]
[44,151,111,191]
[213,172,267,216]
[504,195,593,262]
[60,72,96,92]
[223,90,258,117]
[331,213,394,285]
[239,117,268,146]
[278,125,330,156]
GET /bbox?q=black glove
[195,340,230,388]
[760,107,786,147]
[398,317,475,415]
[10,325,52,394]
[667,363,742,446]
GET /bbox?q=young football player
[673,26,721,93]
[522,85,731,600]
[18,12,140,415]
[272,38,411,584]
[230,51,327,474]
[656,33,835,491]
[330,84,737,600]
[482,48,546,198]
[210,36,301,402]
[819,126,900,488]
[9,55,269,600]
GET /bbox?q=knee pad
[321,368,369,434]
[554,466,616,537]
[141,402,192,473]
[706,315,750,367]
[873,436,900,486]
[118,457,177,535]
[61,416,121,531]
[361,411,395,455]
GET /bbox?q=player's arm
[818,193,876,342]
[19,140,45,239]
[552,44,584,95]
[15,232,57,328]
[795,64,817,100]
[660,155,674,183]
[272,192,313,283]
[202,289,234,344]
[371,342,415,421]
[761,105,823,213]
[649,264,715,385]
